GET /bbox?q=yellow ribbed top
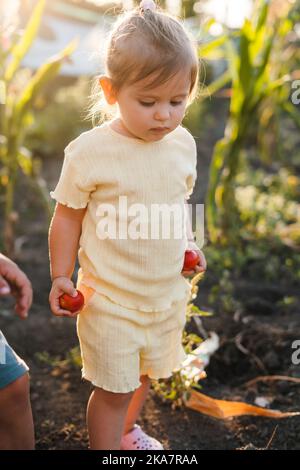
[50,120,197,312]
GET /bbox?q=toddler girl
[48,0,207,450]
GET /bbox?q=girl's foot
[120,424,164,450]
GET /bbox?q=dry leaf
[184,389,300,419]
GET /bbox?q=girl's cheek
[176,105,187,121]
[140,107,152,122]
[131,105,150,128]
[130,103,144,120]
[135,103,148,117]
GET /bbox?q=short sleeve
[50,140,95,209]
[185,136,197,200]
[185,169,197,200]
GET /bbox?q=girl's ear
[99,75,117,105]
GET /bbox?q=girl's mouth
[150,127,169,132]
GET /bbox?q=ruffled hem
[81,372,142,394]
[81,348,187,392]
[140,349,188,380]
[49,191,87,209]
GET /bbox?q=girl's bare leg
[87,386,134,450]
[122,375,151,435]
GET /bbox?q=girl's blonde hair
[85,2,200,126]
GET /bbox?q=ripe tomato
[59,290,85,313]
[183,250,200,271]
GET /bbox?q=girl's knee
[140,374,151,383]
[94,386,134,405]
[3,372,29,396]
[7,374,30,404]
[0,373,30,416]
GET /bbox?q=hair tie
[139,0,156,13]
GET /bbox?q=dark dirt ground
[2,230,300,450]
[1,100,300,450]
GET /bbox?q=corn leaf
[239,29,252,98]
[198,35,227,58]
[206,70,231,96]
[17,147,32,176]
[255,0,269,33]
[4,0,46,83]
[12,40,77,127]
[0,81,6,105]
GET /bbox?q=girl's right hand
[49,276,78,318]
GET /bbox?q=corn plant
[0,0,76,255]
[199,0,298,245]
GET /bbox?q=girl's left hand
[181,241,207,278]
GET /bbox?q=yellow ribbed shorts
[76,283,190,394]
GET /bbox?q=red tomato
[183,250,200,271]
[59,290,85,313]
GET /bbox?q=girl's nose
[154,105,170,121]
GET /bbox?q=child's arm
[48,202,86,318]
[181,201,207,277]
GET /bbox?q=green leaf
[255,0,269,33]
[198,35,227,58]
[191,383,202,391]
[17,147,32,176]
[239,29,252,97]
[206,138,228,241]
[255,33,275,83]
[0,81,6,104]
[196,310,213,317]
[202,18,217,34]
[187,333,203,344]
[190,305,213,317]
[206,70,231,96]
[4,0,46,83]
[164,390,177,400]
[224,37,239,84]
[278,18,293,38]
[12,40,77,128]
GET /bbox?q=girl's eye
[139,101,183,107]
[139,101,154,107]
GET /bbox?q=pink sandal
[120,424,164,450]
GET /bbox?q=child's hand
[0,253,33,319]
[49,276,79,318]
[181,241,207,278]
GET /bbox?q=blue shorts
[0,330,29,389]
